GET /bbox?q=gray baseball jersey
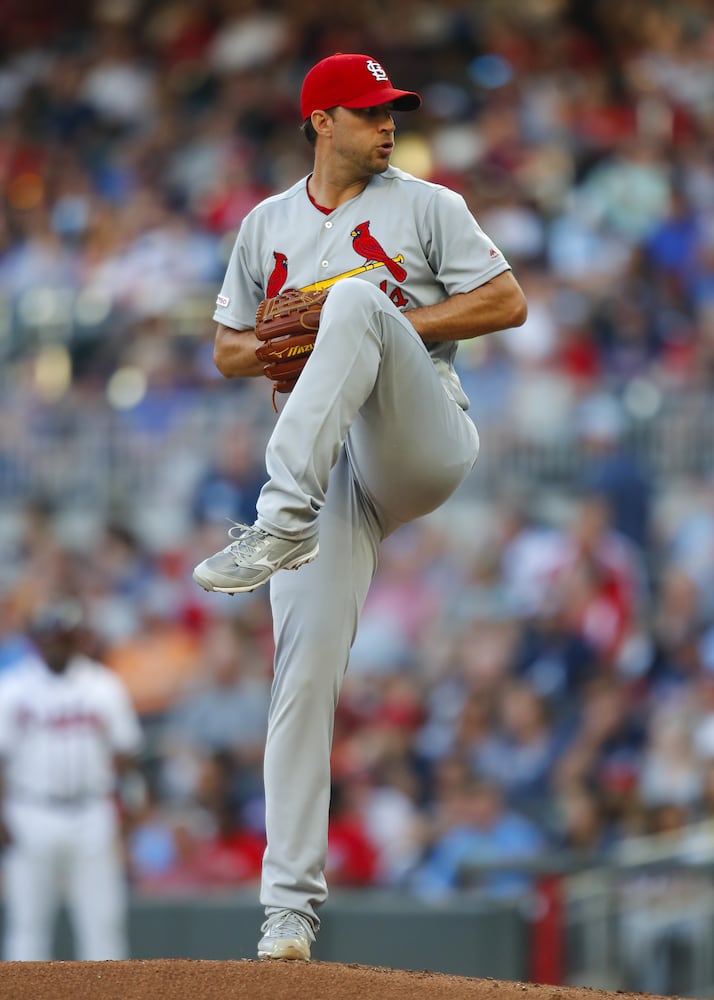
[211,165,510,931]
[213,165,511,410]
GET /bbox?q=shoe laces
[261,910,314,942]
[226,521,266,558]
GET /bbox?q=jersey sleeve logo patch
[216,294,230,307]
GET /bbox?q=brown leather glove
[254,288,329,398]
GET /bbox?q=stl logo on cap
[365,60,388,82]
[300,52,421,120]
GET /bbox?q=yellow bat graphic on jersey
[300,255,405,292]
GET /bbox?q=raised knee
[324,276,383,312]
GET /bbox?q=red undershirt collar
[306,176,334,215]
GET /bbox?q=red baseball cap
[300,53,421,120]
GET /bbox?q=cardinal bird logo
[266,251,288,298]
[350,222,407,283]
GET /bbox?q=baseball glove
[254,288,329,403]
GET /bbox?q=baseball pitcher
[193,52,528,960]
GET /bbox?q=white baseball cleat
[257,909,315,961]
[192,522,319,593]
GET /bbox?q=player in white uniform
[192,53,528,959]
[0,599,143,961]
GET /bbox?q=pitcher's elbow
[510,293,528,328]
[503,298,528,330]
[213,343,229,376]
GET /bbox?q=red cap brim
[340,88,421,112]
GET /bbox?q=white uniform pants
[256,279,480,928]
[2,797,128,961]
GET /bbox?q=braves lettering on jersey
[0,653,142,800]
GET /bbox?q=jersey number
[380,280,408,309]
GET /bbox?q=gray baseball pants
[255,277,480,929]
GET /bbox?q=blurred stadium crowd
[2,0,714,904]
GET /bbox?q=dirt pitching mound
[0,958,677,1000]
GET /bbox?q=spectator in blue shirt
[410,777,546,900]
